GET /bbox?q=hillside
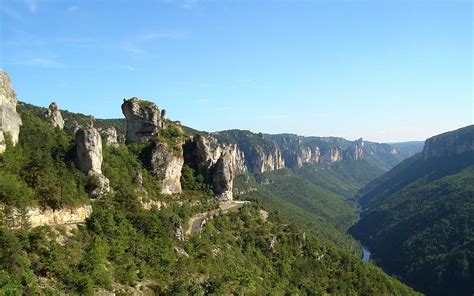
[350,125,474,296]
[234,170,359,252]
[0,70,420,295]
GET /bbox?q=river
[356,207,371,262]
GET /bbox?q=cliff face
[44,102,65,129]
[185,135,247,201]
[4,205,93,228]
[121,97,161,144]
[214,130,285,173]
[0,70,22,153]
[422,125,474,159]
[75,124,110,197]
[150,142,184,195]
[247,145,285,173]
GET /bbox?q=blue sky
[1,0,472,142]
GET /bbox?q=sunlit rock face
[185,135,247,201]
[0,70,22,153]
[45,102,65,129]
[248,145,285,173]
[150,142,184,195]
[76,125,103,174]
[344,138,364,160]
[101,127,119,147]
[422,125,474,159]
[75,123,110,197]
[121,97,161,144]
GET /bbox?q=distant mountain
[390,141,424,158]
[350,125,474,296]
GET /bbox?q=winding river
[356,208,371,262]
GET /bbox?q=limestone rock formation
[121,97,161,144]
[247,145,285,173]
[422,125,474,159]
[101,127,119,147]
[75,123,110,197]
[2,204,92,228]
[185,135,247,201]
[44,102,65,129]
[0,70,22,153]
[322,147,343,163]
[150,142,184,195]
[344,138,364,160]
[76,125,103,174]
[0,132,5,154]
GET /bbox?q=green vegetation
[295,160,385,200]
[0,106,420,295]
[0,201,420,295]
[0,112,92,210]
[351,152,474,295]
[157,122,184,156]
[235,169,360,252]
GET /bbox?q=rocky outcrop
[246,145,285,173]
[121,98,161,144]
[344,138,364,160]
[100,127,119,147]
[185,135,247,201]
[322,147,343,163]
[75,123,110,197]
[0,132,5,154]
[150,142,184,195]
[76,125,103,174]
[44,102,64,129]
[422,125,474,159]
[2,204,92,228]
[0,70,22,153]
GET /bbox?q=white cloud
[24,0,38,13]
[183,0,198,9]
[256,115,288,119]
[68,5,80,12]
[140,31,189,41]
[17,58,63,68]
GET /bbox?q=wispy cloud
[183,0,199,10]
[256,115,288,119]
[311,113,330,118]
[24,0,38,13]
[122,31,190,57]
[68,5,80,12]
[16,58,63,68]
[140,31,189,41]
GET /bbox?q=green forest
[0,107,421,295]
[351,149,474,295]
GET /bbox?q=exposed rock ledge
[0,70,22,153]
[2,204,92,228]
